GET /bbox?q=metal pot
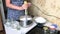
[19,16,33,27]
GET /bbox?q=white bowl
[35,17,46,23]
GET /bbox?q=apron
[7,0,25,21]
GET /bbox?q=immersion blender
[23,1,28,27]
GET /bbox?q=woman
[5,0,31,21]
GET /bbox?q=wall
[28,0,60,27]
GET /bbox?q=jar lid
[20,17,32,21]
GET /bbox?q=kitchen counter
[4,19,60,34]
[4,22,37,34]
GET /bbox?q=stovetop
[27,23,60,34]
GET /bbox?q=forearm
[6,4,24,10]
[5,0,24,10]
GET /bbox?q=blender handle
[24,1,28,15]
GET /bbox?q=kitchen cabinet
[0,13,5,34]
[0,8,3,31]
[0,5,6,34]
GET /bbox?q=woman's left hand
[27,2,31,7]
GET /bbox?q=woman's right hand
[22,3,29,9]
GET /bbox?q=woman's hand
[28,2,31,7]
[22,2,31,9]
